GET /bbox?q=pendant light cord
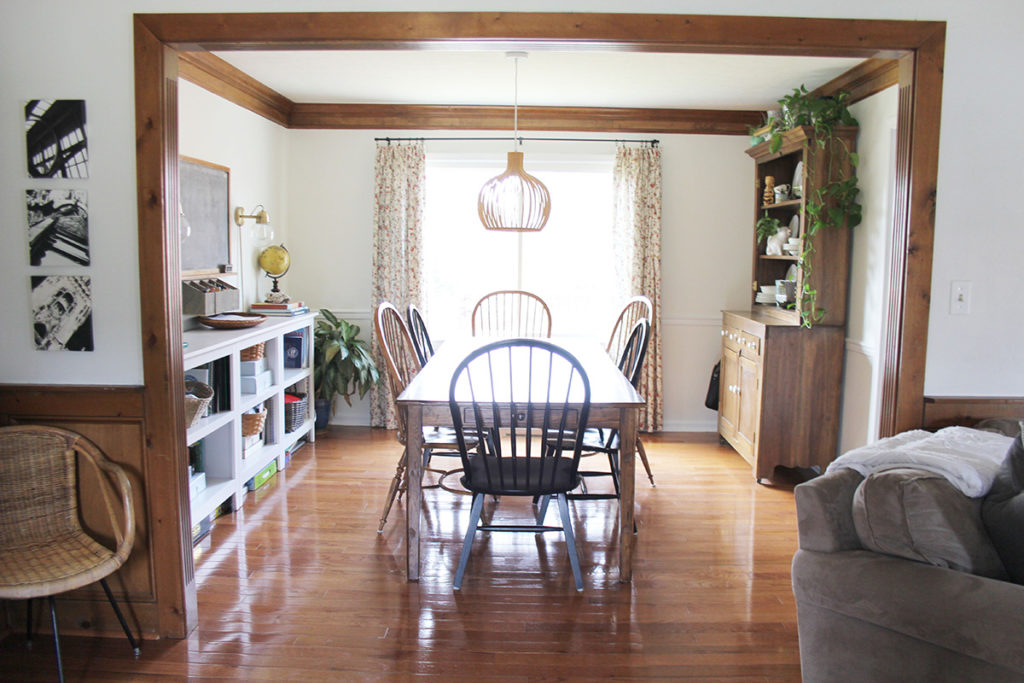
[513,56,519,149]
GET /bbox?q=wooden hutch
[719,125,858,483]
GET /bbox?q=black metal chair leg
[26,598,33,647]
[48,596,65,683]
[100,578,141,656]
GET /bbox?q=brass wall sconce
[234,205,269,227]
[234,205,274,241]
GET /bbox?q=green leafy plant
[751,85,862,327]
[313,309,380,413]
[756,215,782,245]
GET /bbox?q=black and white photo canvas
[31,275,94,351]
[26,189,90,266]
[25,99,88,179]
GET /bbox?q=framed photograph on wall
[25,99,89,179]
[26,189,90,266]
[31,275,94,351]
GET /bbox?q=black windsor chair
[449,339,591,591]
[406,303,435,367]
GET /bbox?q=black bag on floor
[704,361,721,410]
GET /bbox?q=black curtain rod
[374,135,659,146]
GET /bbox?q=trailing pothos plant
[752,86,863,327]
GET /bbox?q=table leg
[618,406,637,583]
[406,404,424,581]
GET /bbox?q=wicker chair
[0,425,139,682]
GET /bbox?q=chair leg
[48,596,65,683]
[26,598,33,646]
[637,438,655,486]
[535,495,551,524]
[556,493,584,591]
[609,452,621,498]
[377,447,408,533]
[100,578,140,656]
[453,493,484,590]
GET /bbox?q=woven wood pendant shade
[478,151,551,232]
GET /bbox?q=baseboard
[660,419,718,433]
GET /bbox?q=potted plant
[312,309,380,429]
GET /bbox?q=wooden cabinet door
[718,343,739,442]
[736,354,760,453]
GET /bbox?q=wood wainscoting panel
[923,396,1024,430]
[0,385,161,638]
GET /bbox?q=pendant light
[478,52,551,232]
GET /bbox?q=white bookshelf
[183,312,316,527]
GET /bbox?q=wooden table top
[396,337,645,408]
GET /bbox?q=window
[423,153,621,340]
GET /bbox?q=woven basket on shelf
[240,342,265,361]
[241,410,267,437]
[284,393,307,433]
[184,381,214,428]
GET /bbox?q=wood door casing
[132,11,946,637]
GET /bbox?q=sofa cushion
[982,423,1024,584]
[852,467,1008,579]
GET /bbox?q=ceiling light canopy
[478,52,551,232]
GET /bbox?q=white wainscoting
[839,338,881,453]
[326,310,728,433]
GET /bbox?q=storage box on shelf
[719,125,856,484]
[183,311,316,530]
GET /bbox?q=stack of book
[250,300,309,316]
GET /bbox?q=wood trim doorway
[133,11,945,637]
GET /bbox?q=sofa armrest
[794,468,864,552]
[793,549,1024,675]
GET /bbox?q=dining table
[395,336,646,583]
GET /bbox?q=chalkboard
[180,156,232,275]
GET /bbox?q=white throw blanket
[826,427,1012,497]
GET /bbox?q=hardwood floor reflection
[1,427,805,680]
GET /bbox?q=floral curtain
[613,144,663,432]
[370,141,425,429]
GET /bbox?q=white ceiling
[215,50,865,111]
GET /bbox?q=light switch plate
[950,280,972,315]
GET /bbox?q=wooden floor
[1,427,807,681]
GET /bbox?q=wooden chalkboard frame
[179,156,234,278]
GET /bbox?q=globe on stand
[258,244,291,303]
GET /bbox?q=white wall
[178,80,289,312]
[284,131,751,428]
[2,0,1022,410]
[839,86,899,452]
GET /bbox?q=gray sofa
[792,467,1024,682]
